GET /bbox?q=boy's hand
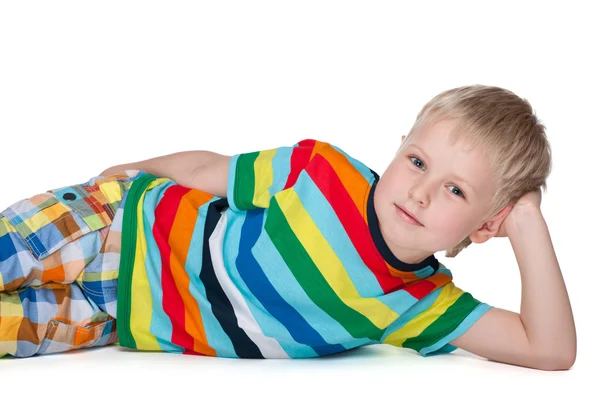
[495,188,543,237]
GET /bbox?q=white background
[0,1,596,398]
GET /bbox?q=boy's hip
[0,170,149,303]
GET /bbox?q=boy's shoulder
[292,138,379,182]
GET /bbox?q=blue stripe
[224,208,317,357]
[294,172,383,298]
[379,285,444,343]
[414,266,435,278]
[226,154,241,212]
[201,198,262,358]
[184,201,237,358]
[270,146,294,195]
[376,288,420,318]
[252,224,359,348]
[437,264,453,277]
[234,208,345,356]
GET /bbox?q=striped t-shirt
[116,138,493,358]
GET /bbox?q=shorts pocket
[41,316,117,355]
[0,181,115,261]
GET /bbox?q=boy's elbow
[531,349,576,371]
[190,153,231,197]
[531,333,577,371]
[554,350,576,370]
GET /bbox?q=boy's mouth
[395,204,424,226]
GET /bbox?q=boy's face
[374,118,510,264]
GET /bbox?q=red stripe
[154,184,195,350]
[284,139,317,189]
[305,154,405,293]
[403,279,437,300]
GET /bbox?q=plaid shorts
[0,169,147,358]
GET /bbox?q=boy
[0,85,576,370]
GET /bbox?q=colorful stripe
[0,138,491,360]
[380,282,490,355]
[112,139,492,359]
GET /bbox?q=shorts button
[62,192,76,201]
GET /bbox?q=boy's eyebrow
[407,144,477,196]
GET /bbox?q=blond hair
[400,84,552,258]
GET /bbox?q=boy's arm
[449,206,577,370]
[100,150,231,197]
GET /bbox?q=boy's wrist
[506,205,544,239]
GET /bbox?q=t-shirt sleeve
[380,281,493,357]
[227,138,322,212]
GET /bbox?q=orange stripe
[426,271,452,287]
[312,142,371,221]
[169,189,217,356]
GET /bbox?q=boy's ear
[469,204,514,244]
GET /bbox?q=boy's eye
[410,156,425,169]
[408,156,466,199]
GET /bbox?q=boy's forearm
[506,207,577,367]
[100,151,209,187]
[100,150,229,197]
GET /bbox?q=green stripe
[116,173,157,349]
[234,152,260,210]
[402,292,481,352]
[265,198,384,341]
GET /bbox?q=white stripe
[208,211,289,358]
